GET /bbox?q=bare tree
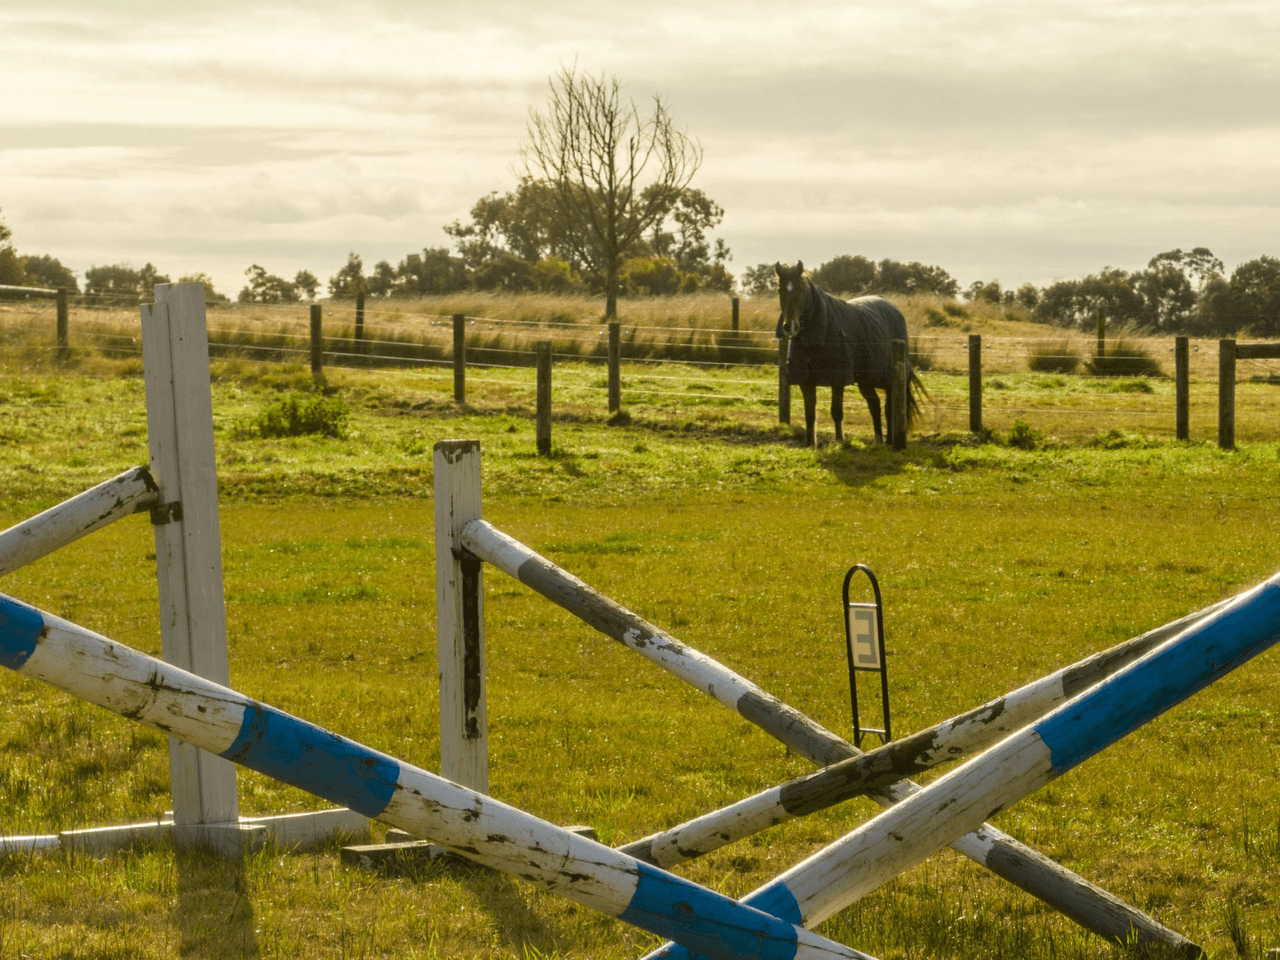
[522,66,703,318]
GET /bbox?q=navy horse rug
[775,260,925,445]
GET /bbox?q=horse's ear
[774,261,782,275]
[797,260,804,274]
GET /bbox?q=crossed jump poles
[1,306,1278,956]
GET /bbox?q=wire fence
[3,292,1280,446]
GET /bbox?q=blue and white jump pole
[0,594,872,960]
[640,571,1280,959]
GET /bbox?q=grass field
[0,310,1278,958]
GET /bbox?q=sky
[3,0,1279,300]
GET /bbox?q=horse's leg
[858,383,883,443]
[831,384,844,441]
[800,384,817,446]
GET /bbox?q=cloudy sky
[3,0,1278,299]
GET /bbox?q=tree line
[3,62,1278,336]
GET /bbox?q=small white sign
[848,604,881,669]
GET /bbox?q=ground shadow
[175,846,260,959]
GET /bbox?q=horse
[774,260,925,447]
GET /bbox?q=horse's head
[775,261,809,340]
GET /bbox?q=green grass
[1,355,1279,958]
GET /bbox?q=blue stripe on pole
[1037,581,1280,773]
[222,702,400,818]
[620,861,802,960]
[0,596,43,670]
[640,876,804,959]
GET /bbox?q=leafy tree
[1134,260,1196,328]
[22,255,79,292]
[1222,255,1280,336]
[327,253,366,297]
[178,272,225,302]
[620,257,681,296]
[471,251,544,292]
[396,248,468,295]
[741,263,778,297]
[811,255,876,295]
[872,259,958,298]
[293,270,320,301]
[238,264,298,303]
[1014,283,1041,309]
[84,263,168,300]
[367,260,397,297]
[965,280,1004,305]
[0,210,26,286]
[521,66,703,318]
[1036,268,1145,329]
[1149,247,1224,292]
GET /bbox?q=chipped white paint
[0,467,157,578]
[0,595,873,960]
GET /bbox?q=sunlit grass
[0,349,1279,957]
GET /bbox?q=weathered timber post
[1175,336,1189,441]
[56,288,69,360]
[139,282,246,852]
[309,304,324,386]
[968,334,983,433]
[355,290,365,345]
[607,322,621,413]
[731,297,740,333]
[453,313,466,403]
[536,340,552,456]
[432,439,488,795]
[778,340,790,425]
[1219,338,1235,450]
[1096,307,1107,360]
[890,339,907,450]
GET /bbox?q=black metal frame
[842,563,891,748]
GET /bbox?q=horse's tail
[906,366,928,429]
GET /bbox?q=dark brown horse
[775,260,925,446]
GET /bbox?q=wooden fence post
[453,314,466,403]
[1219,338,1235,450]
[355,290,365,344]
[139,282,243,847]
[432,439,488,796]
[608,322,621,413]
[778,340,790,425]
[536,341,552,456]
[731,297,740,333]
[968,334,982,433]
[56,288,69,360]
[1096,308,1106,359]
[309,304,324,385]
[1175,336,1189,441]
[890,339,907,450]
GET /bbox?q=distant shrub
[251,395,349,439]
[1087,341,1163,378]
[1028,340,1081,374]
[1006,419,1043,450]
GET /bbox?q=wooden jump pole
[608,322,621,413]
[0,467,158,578]
[620,597,1228,870]
[433,439,487,795]
[455,514,1197,954]
[642,571,1280,960]
[141,282,243,845]
[453,313,466,403]
[0,595,872,960]
[890,339,907,450]
[968,334,982,433]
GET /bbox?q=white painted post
[433,439,488,794]
[139,283,241,845]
